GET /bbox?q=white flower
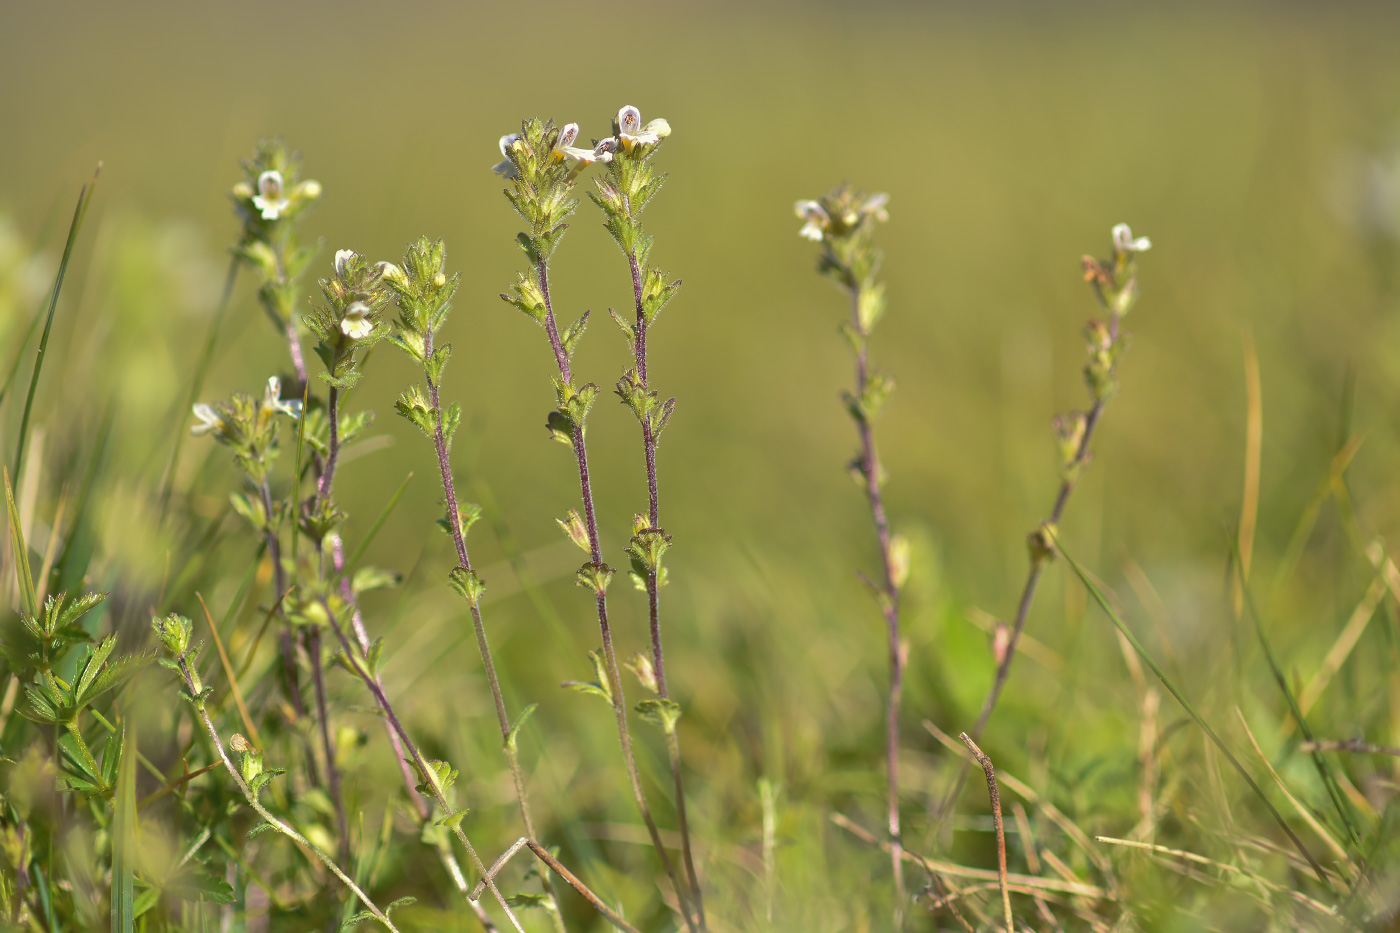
[1112,223,1151,253]
[617,106,671,151]
[861,193,890,223]
[252,170,291,220]
[553,122,615,170]
[262,376,302,419]
[341,300,374,340]
[335,249,355,278]
[376,261,409,290]
[492,134,521,178]
[794,200,830,241]
[191,403,223,436]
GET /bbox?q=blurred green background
[4,0,1400,928]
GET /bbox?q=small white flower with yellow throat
[617,106,671,152]
[341,301,374,340]
[252,170,291,220]
[554,122,615,170]
[261,377,302,419]
[191,403,223,436]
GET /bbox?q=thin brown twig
[472,837,643,933]
[959,733,1014,933]
[830,813,1109,900]
[1302,738,1400,757]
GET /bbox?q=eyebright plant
[795,184,911,921]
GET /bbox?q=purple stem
[536,258,699,933]
[847,286,906,919]
[628,247,705,927]
[317,599,526,932]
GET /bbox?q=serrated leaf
[636,698,683,734]
[351,567,402,595]
[560,311,591,359]
[385,896,417,915]
[505,703,537,755]
[434,807,471,830]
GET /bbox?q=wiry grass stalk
[13,166,100,482]
[317,598,526,932]
[1053,534,1334,888]
[536,259,698,932]
[159,253,240,516]
[625,238,705,927]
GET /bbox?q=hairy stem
[421,324,563,928]
[968,311,1121,742]
[258,480,305,720]
[628,247,705,927]
[537,259,697,932]
[306,628,348,865]
[318,384,341,503]
[318,599,526,932]
[848,284,906,919]
[177,659,398,933]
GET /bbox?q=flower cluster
[1082,222,1152,318]
[794,185,890,311]
[230,140,323,330]
[301,250,393,391]
[1079,222,1151,403]
[190,376,301,484]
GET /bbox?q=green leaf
[247,822,277,839]
[506,893,552,908]
[385,896,417,916]
[15,171,99,480]
[505,703,537,755]
[110,722,135,933]
[434,808,471,830]
[351,567,402,595]
[560,311,591,359]
[4,468,38,620]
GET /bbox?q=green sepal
[546,411,575,445]
[411,758,458,795]
[575,562,614,596]
[639,268,681,327]
[636,698,682,735]
[387,331,426,365]
[426,343,452,387]
[395,386,435,440]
